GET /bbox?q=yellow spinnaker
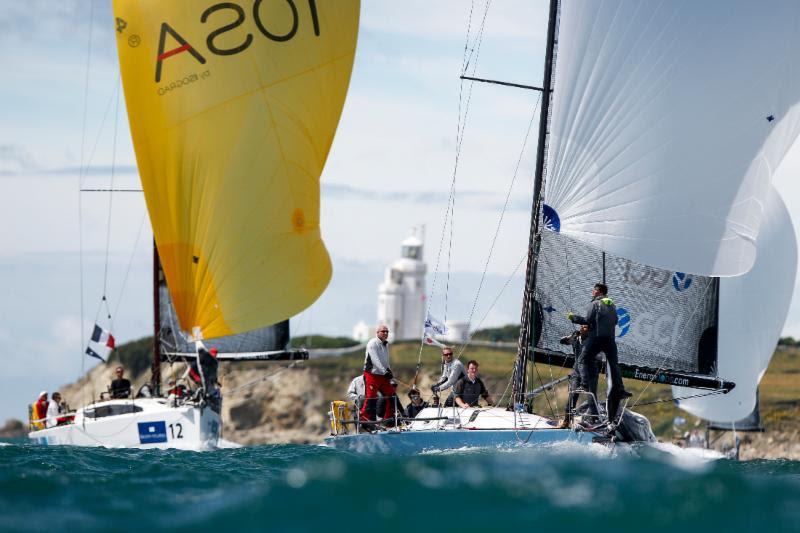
[114,0,359,339]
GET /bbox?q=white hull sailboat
[29,0,360,449]
[325,0,800,455]
[324,406,659,454]
[29,399,220,450]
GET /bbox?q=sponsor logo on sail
[616,307,631,338]
[117,1,325,83]
[672,272,693,292]
[542,204,560,232]
[632,369,689,387]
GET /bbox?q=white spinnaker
[673,187,796,422]
[545,0,800,276]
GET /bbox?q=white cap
[38,390,47,398]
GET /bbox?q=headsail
[534,229,724,389]
[544,0,800,276]
[674,187,796,421]
[114,0,360,339]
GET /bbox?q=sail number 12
[168,423,183,439]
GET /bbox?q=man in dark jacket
[568,283,632,424]
[558,324,590,428]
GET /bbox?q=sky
[2,1,800,422]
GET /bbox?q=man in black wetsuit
[568,283,632,425]
[454,360,492,408]
[558,324,590,428]
[110,366,132,399]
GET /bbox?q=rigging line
[417,0,491,360]
[460,0,476,74]
[631,279,715,408]
[226,364,297,395]
[633,389,727,407]
[443,0,493,321]
[461,96,541,337]
[78,0,95,382]
[80,74,122,190]
[111,213,148,327]
[458,252,526,358]
[101,79,122,302]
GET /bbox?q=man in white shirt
[431,347,466,407]
[359,325,398,422]
[46,392,63,428]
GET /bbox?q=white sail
[544,0,800,276]
[673,187,796,421]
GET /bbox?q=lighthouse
[377,228,427,341]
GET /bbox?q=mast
[511,0,559,408]
[151,239,161,394]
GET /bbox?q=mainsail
[543,0,800,276]
[674,187,796,421]
[114,0,360,340]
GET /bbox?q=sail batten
[114,0,359,340]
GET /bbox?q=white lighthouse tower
[377,228,427,341]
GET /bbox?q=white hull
[28,398,221,451]
[324,406,608,454]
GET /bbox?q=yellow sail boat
[28,0,359,449]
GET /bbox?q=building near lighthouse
[375,229,427,341]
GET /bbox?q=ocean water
[1,439,798,532]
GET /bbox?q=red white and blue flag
[423,314,448,347]
[86,324,115,362]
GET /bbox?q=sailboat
[324,0,800,454]
[28,0,360,449]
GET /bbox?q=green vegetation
[471,324,519,342]
[290,335,360,349]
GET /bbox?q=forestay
[543,0,800,276]
[674,187,796,421]
[536,229,718,376]
[114,0,360,339]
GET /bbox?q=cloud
[0,144,37,175]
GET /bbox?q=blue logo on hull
[672,272,693,291]
[616,307,631,338]
[138,421,167,444]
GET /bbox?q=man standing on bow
[359,325,397,423]
[568,283,632,425]
[431,346,466,407]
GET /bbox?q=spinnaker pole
[512,0,559,408]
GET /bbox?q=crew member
[568,282,632,425]
[190,346,220,392]
[406,387,429,418]
[454,360,492,408]
[359,325,397,422]
[32,391,48,430]
[46,392,63,428]
[558,324,590,428]
[431,347,466,407]
[110,366,132,399]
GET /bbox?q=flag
[423,314,448,346]
[85,346,106,362]
[86,324,115,362]
[90,324,116,349]
[423,335,446,348]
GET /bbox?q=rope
[461,96,541,343]
[78,0,95,384]
[226,364,298,396]
[413,0,493,379]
